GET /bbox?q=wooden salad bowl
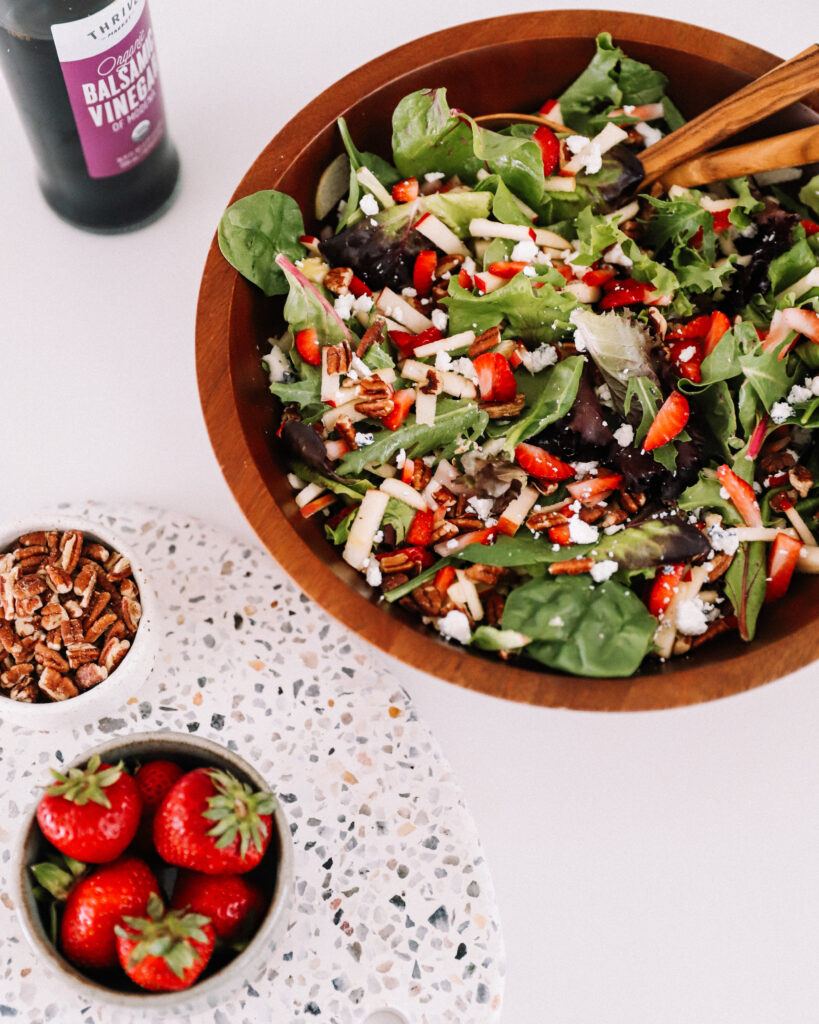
[196,10,819,711]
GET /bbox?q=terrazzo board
[0,503,505,1024]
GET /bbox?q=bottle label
[51,0,167,179]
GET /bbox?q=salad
[217,33,819,679]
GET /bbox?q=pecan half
[434,254,463,279]
[324,340,352,376]
[789,465,813,499]
[548,557,595,576]
[59,530,83,574]
[468,325,501,358]
[379,552,416,574]
[707,552,734,582]
[34,642,69,673]
[527,509,568,531]
[412,583,443,616]
[335,415,359,449]
[484,591,505,626]
[464,564,504,584]
[44,564,73,594]
[481,393,526,419]
[1,663,32,690]
[75,663,109,690]
[411,462,432,491]
[39,667,79,702]
[324,266,354,295]
[355,317,386,359]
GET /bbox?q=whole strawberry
[171,871,266,944]
[36,756,142,863]
[115,894,215,991]
[133,760,184,851]
[153,767,276,875]
[57,857,160,970]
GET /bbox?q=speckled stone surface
[0,504,505,1024]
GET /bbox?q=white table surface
[1,2,817,1022]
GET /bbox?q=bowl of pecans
[0,517,157,730]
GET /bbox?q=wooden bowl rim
[196,9,819,711]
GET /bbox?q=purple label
[53,1,167,179]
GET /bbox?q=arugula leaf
[501,575,657,677]
[503,355,584,451]
[723,541,767,641]
[336,400,488,476]
[217,190,307,296]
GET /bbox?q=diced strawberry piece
[801,219,819,237]
[703,310,731,357]
[413,250,438,296]
[300,494,336,518]
[472,352,517,402]
[666,315,712,342]
[554,265,574,282]
[548,524,572,545]
[488,261,529,279]
[380,388,415,430]
[407,509,434,546]
[566,472,623,504]
[508,343,527,368]
[643,391,689,451]
[295,327,321,366]
[349,275,371,297]
[669,339,703,383]
[765,532,803,602]
[457,267,473,289]
[647,563,687,617]
[434,565,456,593]
[716,464,762,527]
[533,125,560,176]
[599,277,649,309]
[324,439,351,461]
[514,442,574,481]
[392,177,420,202]
[539,98,559,116]
[400,457,415,484]
[712,209,732,234]
[389,326,442,357]
[582,266,617,287]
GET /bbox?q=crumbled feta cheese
[359,193,379,216]
[812,377,819,397]
[523,265,537,277]
[565,134,602,174]
[613,423,634,447]
[395,450,406,469]
[462,256,477,276]
[603,523,626,535]
[707,523,739,556]
[548,615,564,627]
[596,383,613,405]
[467,496,495,520]
[675,598,709,636]
[771,401,793,424]
[719,486,731,500]
[678,345,697,362]
[265,345,291,384]
[572,461,599,477]
[788,383,812,404]
[424,171,445,182]
[590,559,619,582]
[401,286,418,297]
[510,238,539,263]
[352,293,373,314]
[450,357,479,384]
[566,134,590,154]
[437,610,472,645]
[431,308,449,332]
[354,432,374,446]
[634,121,664,147]
[568,517,599,544]
[520,344,558,374]
[534,249,553,266]
[603,242,633,268]
[391,306,404,323]
[334,293,355,320]
[373,530,384,544]
[435,350,454,371]
[350,355,370,378]
[569,308,588,351]
[365,561,383,587]
[623,104,635,114]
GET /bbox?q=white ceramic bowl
[13,731,295,1014]
[0,515,158,731]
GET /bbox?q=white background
[1,2,818,1022]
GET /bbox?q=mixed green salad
[218,33,819,678]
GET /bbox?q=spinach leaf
[768,238,817,296]
[501,575,657,677]
[444,274,577,342]
[217,190,307,296]
[336,400,488,476]
[336,117,400,231]
[723,541,767,641]
[503,356,584,451]
[470,626,531,651]
[391,88,481,182]
[474,175,534,227]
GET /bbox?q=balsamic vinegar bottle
[0,0,179,232]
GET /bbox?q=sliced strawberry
[392,177,419,202]
[434,566,456,593]
[716,464,762,527]
[300,494,336,518]
[801,219,819,237]
[643,391,690,451]
[539,98,559,116]
[548,524,572,545]
[566,472,623,504]
[599,277,649,309]
[488,261,529,279]
[582,265,617,287]
[381,388,415,430]
[349,275,371,297]
[666,315,712,342]
[765,532,803,602]
[712,209,732,234]
[295,328,321,366]
[533,125,560,176]
[413,250,438,296]
[407,509,435,546]
[473,352,517,402]
[514,442,574,481]
[457,267,474,289]
[400,457,415,484]
[389,325,443,357]
[669,339,703,382]
[703,310,731,357]
[554,265,574,283]
[647,563,687,617]
[508,343,527,368]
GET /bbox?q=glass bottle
[0,0,179,232]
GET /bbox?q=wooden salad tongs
[476,43,819,197]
